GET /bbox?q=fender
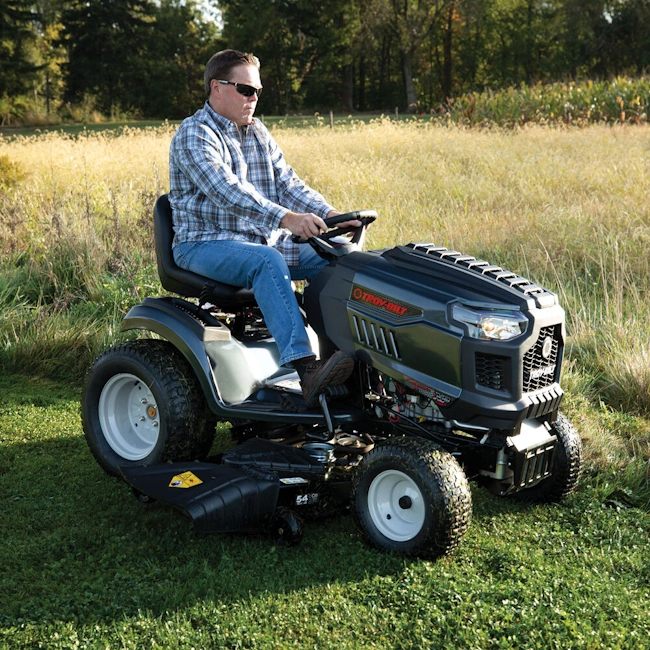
[122,297,224,411]
[121,297,355,425]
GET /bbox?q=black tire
[81,339,216,477]
[513,413,582,503]
[352,437,472,559]
[270,508,304,547]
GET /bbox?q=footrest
[322,385,350,398]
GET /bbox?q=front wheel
[81,339,216,477]
[513,413,582,502]
[352,437,472,559]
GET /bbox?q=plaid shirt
[169,101,334,266]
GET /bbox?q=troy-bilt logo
[529,364,556,380]
[403,378,455,407]
[351,285,420,318]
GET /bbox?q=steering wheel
[291,210,377,246]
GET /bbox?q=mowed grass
[1,121,650,647]
[0,375,648,649]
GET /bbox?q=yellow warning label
[169,471,203,489]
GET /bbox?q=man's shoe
[301,351,354,407]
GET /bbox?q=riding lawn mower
[81,194,582,558]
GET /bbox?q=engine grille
[523,325,561,392]
[475,353,506,391]
[476,325,562,397]
[514,438,556,490]
[352,315,401,358]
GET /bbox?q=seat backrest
[153,194,256,308]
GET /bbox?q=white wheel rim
[98,373,161,461]
[367,469,426,542]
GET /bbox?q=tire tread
[82,339,216,476]
[352,437,472,559]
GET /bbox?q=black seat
[154,194,257,309]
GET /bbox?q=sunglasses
[217,79,263,98]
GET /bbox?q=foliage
[59,0,220,118]
[0,0,39,101]
[219,0,362,114]
[439,77,649,126]
[220,0,650,112]
[150,0,222,118]
[3,0,650,120]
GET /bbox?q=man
[169,49,357,406]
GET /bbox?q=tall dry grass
[1,120,649,479]
[0,126,174,378]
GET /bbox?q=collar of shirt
[203,101,259,142]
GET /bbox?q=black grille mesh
[476,353,507,390]
[475,325,562,395]
[523,325,561,392]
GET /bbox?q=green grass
[1,119,650,646]
[1,375,648,649]
[0,114,410,140]
[0,120,181,139]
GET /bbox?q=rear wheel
[352,437,472,559]
[81,339,216,477]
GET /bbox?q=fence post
[330,111,334,129]
[395,107,399,122]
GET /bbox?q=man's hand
[281,210,364,239]
[281,211,327,239]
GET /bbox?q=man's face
[210,64,262,128]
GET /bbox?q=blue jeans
[173,240,328,366]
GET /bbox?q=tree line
[1,0,649,123]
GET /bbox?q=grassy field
[1,375,648,649]
[1,121,649,647]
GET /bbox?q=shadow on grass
[1,435,409,625]
[0,374,614,629]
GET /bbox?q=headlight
[452,304,528,340]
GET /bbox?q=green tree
[59,0,218,118]
[602,0,650,75]
[32,0,67,116]
[0,0,38,99]
[220,0,361,113]
[367,0,454,110]
[144,0,220,118]
[60,0,156,115]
